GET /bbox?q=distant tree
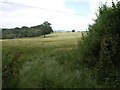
[21,26,29,29]
[2,21,53,39]
[42,21,53,38]
[72,29,75,32]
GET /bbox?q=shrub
[77,1,120,88]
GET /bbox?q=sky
[0,0,119,31]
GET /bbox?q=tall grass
[2,32,98,88]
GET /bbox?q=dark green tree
[72,29,75,32]
[42,21,53,38]
[77,1,120,87]
[2,21,53,39]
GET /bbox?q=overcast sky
[0,0,119,31]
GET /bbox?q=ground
[2,32,98,88]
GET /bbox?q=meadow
[2,2,120,88]
[2,32,98,88]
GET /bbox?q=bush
[77,1,120,88]
[72,30,75,32]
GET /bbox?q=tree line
[2,21,53,39]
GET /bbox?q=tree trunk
[43,34,45,38]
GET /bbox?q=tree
[2,21,53,39]
[42,21,53,38]
[77,1,120,87]
[72,29,75,32]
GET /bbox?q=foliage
[77,1,120,88]
[72,30,75,32]
[2,21,53,39]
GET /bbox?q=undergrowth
[76,1,120,88]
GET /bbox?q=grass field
[2,32,98,88]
